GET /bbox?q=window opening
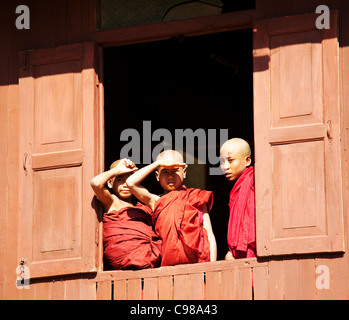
[103,28,253,268]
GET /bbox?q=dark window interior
[104,28,253,261]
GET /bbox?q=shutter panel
[18,43,100,277]
[253,12,344,256]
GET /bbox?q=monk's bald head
[220,138,252,181]
[220,138,251,158]
[156,150,184,164]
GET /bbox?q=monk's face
[110,172,133,199]
[156,166,186,193]
[220,145,251,182]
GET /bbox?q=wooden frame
[1,0,348,300]
[89,7,264,47]
[91,7,264,272]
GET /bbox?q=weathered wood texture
[1,0,349,300]
[14,257,349,300]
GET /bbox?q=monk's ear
[245,156,252,167]
[155,170,159,181]
[107,178,114,189]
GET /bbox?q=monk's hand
[116,158,138,174]
[158,162,187,170]
[225,251,235,261]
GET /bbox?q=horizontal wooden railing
[94,259,269,300]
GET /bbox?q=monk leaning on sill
[220,138,256,260]
[90,159,162,270]
[126,150,217,267]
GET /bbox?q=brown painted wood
[18,42,100,278]
[187,273,205,300]
[253,11,344,257]
[96,281,111,300]
[0,0,349,300]
[173,274,187,299]
[113,279,127,300]
[128,278,142,300]
[143,277,159,300]
[158,276,173,300]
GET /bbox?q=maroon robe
[227,166,256,259]
[152,186,213,266]
[103,203,162,270]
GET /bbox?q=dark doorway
[104,28,253,260]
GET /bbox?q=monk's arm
[90,167,120,209]
[202,205,217,262]
[90,159,136,208]
[126,161,161,210]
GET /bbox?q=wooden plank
[205,271,221,300]
[96,259,262,281]
[297,257,316,300]
[158,276,173,300]
[253,265,269,300]
[52,0,67,46]
[31,42,82,66]
[187,273,204,300]
[331,257,349,300]
[143,278,158,300]
[32,149,84,171]
[35,281,52,300]
[114,280,127,300]
[173,274,187,299]
[238,267,253,300]
[19,282,36,300]
[340,0,349,301]
[89,9,263,47]
[315,257,333,299]
[128,278,142,300]
[79,279,96,300]
[65,279,81,300]
[51,280,65,300]
[283,259,299,300]
[96,281,112,300]
[221,270,235,300]
[269,124,326,144]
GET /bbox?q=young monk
[220,138,256,260]
[126,150,217,266]
[90,158,162,270]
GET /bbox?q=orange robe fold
[152,186,213,266]
[227,166,256,259]
[103,203,162,270]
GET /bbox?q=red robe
[227,166,256,259]
[152,186,213,266]
[103,203,162,270]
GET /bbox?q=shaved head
[220,138,252,181]
[220,138,251,158]
[156,150,184,164]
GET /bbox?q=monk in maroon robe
[220,138,256,259]
[152,186,213,266]
[90,159,162,269]
[127,150,217,267]
[103,203,161,269]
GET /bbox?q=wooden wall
[1,0,349,299]
[0,0,95,299]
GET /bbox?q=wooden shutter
[253,12,344,256]
[18,43,101,277]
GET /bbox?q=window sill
[94,258,267,300]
